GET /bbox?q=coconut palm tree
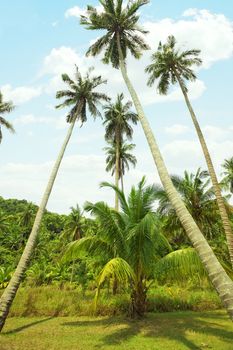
[65,178,205,317]
[222,157,233,194]
[62,205,85,242]
[155,169,221,244]
[104,140,137,192]
[145,35,233,267]
[103,93,138,210]
[0,66,109,331]
[81,0,233,318]
[0,91,15,143]
[61,204,86,282]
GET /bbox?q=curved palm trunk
[175,72,233,267]
[115,132,120,211]
[116,34,233,319]
[0,109,81,332]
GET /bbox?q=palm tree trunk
[116,33,233,319]
[0,107,82,332]
[175,71,233,267]
[120,172,124,193]
[115,133,120,211]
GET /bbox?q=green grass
[4,285,221,317]
[0,311,233,350]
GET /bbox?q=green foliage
[154,168,224,244]
[56,66,110,123]
[222,157,233,194]
[0,285,221,317]
[81,0,150,68]
[145,35,202,94]
[0,90,15,143]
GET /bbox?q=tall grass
[1,284,221,317]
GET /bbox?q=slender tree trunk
[0,106,82,332]
[175,71,233,267]
[116,33,233,320]
[115,133,120,211]
[120,173,124,193]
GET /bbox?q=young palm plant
[103,93,138,210]
[0,91,15,143]
[81,0,233,318]
[0,66,109,331]
[145,35,233,267]
[104,140,137,192]
[65,178,205,317]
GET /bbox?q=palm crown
[56,66,110,123]
[145,35,202,94]
[154,168,220,242]
[222,157,233,194]
[0,91,15,143]
[103,93,138,142]
[80,0,150,68]
[104,140,137,177]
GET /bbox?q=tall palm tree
[0,66,109,331]
[145,35,233,267]
[0,91,15,143]
[65,178,205,317]
[103,93,138,210]
[104,140,137,192]
[81,0,233,318]
[222,157,233,194]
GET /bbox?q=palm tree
[103,93,138,210]
[104,140,137,192]
[61,204,86,282]
[18,203,36,229]
[145,35,233,267]
[62,205,85,242]
[0,212,10,235]
[155,169,221,244]
[0,66,109,331]
[81,0,233,318]
[222,157,233,194]
[65,178,205,317]
[0,91,15,143]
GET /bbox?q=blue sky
[0,0,233,213]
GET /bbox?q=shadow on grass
[4,317,53,335]
[62,312,233,350]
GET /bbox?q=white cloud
[1,84,42,104]
[162,125,233,175]
[41,46,82,77]
[65,6,87,19]
[13,113,69,130]
[202,125,232,142]
[165,124,190,135]
[145,9,233,68]
[65,4,104,19]
[0,154,112,213]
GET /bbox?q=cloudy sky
[0,0,233,214]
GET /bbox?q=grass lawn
[0,310,233,350]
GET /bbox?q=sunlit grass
[1,311,233,350]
